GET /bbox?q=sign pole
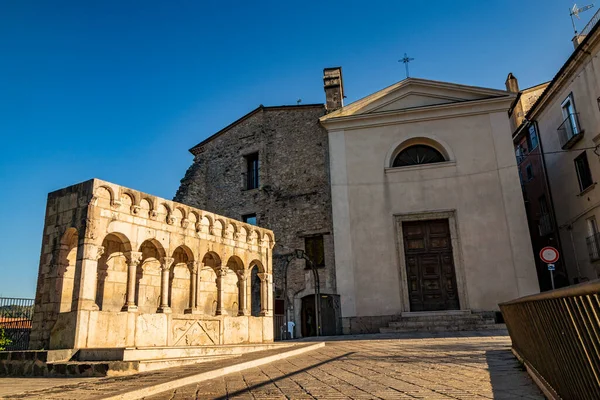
[540,247,559,291]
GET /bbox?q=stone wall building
[30,178,274,350]
[175,68,345,337]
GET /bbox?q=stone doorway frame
[394,210,469,313]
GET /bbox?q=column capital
[83,244,104,261]
[187,260,199,273]
[127,251,143,266]
[236,269,250,281]
[216,266,229,278]
[161,257,174,271]
[257,272,272,282]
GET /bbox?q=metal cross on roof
[399,53,415,79]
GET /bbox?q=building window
[242,213,257,225]
[574,151,594,192]
[392,145,445,167]
[304,235,325,268]
[525,163,533,181]
[561,94,580,135]
[587,216,598,236]
[244,153,259,190]
[529,124,539,150]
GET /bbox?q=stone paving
[0,332,543,400]
[144,333,543,400]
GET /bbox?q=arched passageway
[170,245,193,314]
[198,252,220,315]
[57,228,79,313]
[136,239,166,313]
[96,232,131,311]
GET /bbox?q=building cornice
[319,96,513,131]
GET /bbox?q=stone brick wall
[175,104,338,336]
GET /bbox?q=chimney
[323,67,344,112]
[572,34,586,49]
[505,73,519,93]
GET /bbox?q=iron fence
[0,297,34,351]
[586,232,600,262]
[499,281,600,399]
[581,8,600,37]
[557,113,583,149]
[274,314,285,341]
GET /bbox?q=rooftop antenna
[570,3,594,34]
[399,53,414,79]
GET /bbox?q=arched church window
[392,145,446,167]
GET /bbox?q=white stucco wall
[325,95,539,318]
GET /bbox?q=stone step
[45,354,240,377]
[380,323,507,334]
[391,314,491,323]
[401,310,472,318]
[135,354,239,373]
[76,343,293,362]
[388,318,495,328]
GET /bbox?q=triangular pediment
[321,78,512,120]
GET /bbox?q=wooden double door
[402,219,460,312]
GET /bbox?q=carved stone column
[258,272,273,316]
[185,261,201,314]
[215,267,229,316]
[73,243,104,311]
[122,251,142,312]
[236,270,250,316]
[157,257,174,313]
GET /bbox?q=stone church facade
[175,69,345,337]
[320,78,540,333]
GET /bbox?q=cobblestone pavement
[144,334,543,400]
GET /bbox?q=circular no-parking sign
[540,246,560,263]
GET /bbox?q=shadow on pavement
[485,348,544,399]
[213,352,355,400]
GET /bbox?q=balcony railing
[500,281,600,399]
[557,113,584,149]
[538,213,553,236]
[586,232,600,262]
[581,8,600,37]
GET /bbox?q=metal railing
[499,281,600,399]
[586,232,600,262]
[538,213,554,236]
[581,8,600,37]
[274,314,285,340]
[557,113,583,149]
[0,297,34,351]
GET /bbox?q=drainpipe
[568,226,583,278]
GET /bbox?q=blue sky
[0,0,590,297]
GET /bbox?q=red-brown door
[402,219,460,311]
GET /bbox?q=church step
[391,314,490,323]
[388,318,495,328]
[76,343,293,362]
[401,310,472,318]
[380,323,507,334]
